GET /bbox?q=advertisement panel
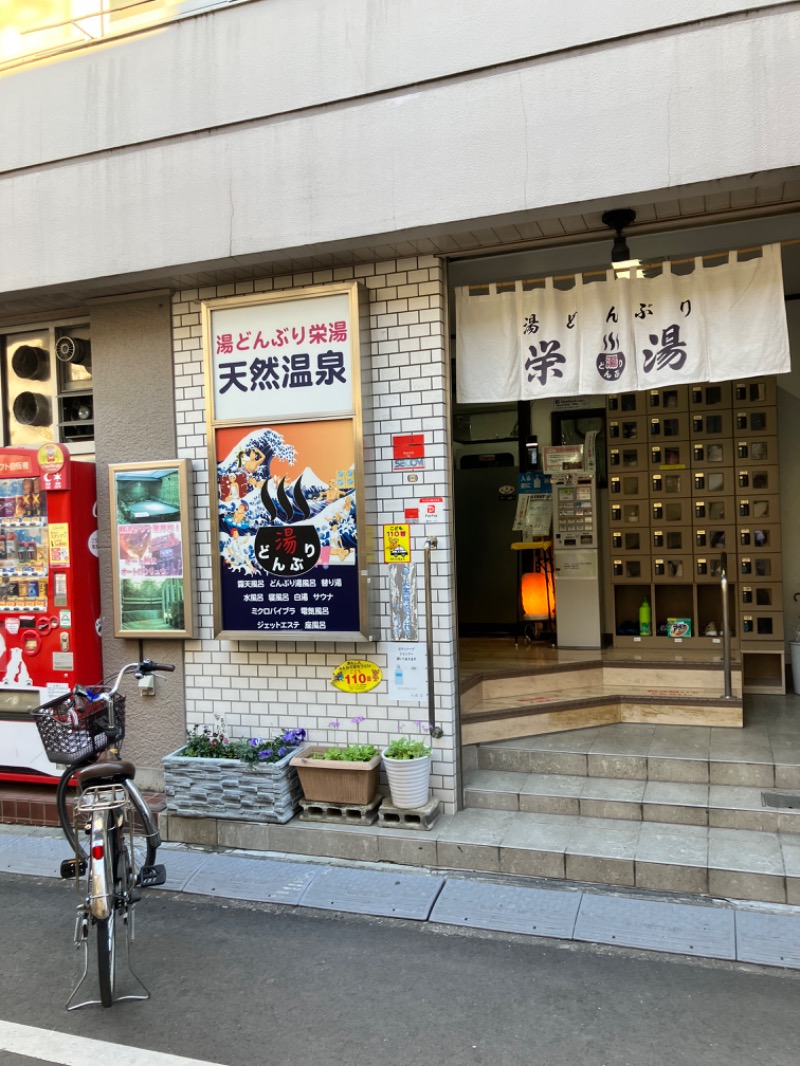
[203,283,370,640]
[108,460,195,638]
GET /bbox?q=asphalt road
[1,872,799,1066]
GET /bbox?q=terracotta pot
[290,746,381,805]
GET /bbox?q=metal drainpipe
[424,537,444,739]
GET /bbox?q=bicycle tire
[96,818,118,1008]
[58,770,159,873]
[125,780,159,878]
[56,763,85,860]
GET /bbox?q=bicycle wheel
[125,780,159,879]
[56,763,86,860]
[96,818,119,1008]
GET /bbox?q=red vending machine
[0,444,102,780]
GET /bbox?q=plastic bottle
[639,596,652,637]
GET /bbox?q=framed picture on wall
[108,459,195,638]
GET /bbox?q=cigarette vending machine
[0,444,102,780]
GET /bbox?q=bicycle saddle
[75,760,136,785]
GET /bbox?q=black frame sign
[202,282,371,641]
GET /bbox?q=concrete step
[160,806,800,905]
[464,768,800,832]
[472,728,800,789]
[430,807,800,904]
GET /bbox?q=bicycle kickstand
[66,903,151,1010]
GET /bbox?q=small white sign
[387,641,427,702]
[418,496,443,521]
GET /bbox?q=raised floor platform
[460,649,743,746]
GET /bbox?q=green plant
[384,735,432,760]
[305,715,378,762]
[183,714,306,765]
[309,742,379,762]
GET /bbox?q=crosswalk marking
[0,1020,225,1066]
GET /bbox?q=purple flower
[282,728,306,745]
[351,716,366,725]
[329,720,341,730]
[278,746,288,758]
[258,748,273,760]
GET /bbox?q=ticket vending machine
[551,471,603,647]
[0,445,102,780]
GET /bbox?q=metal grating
[297,865,445,920]
[761,791,800,810]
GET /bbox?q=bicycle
[31,658,175,1009]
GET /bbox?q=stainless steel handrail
[424,538,444,739]
[720,565,733,700]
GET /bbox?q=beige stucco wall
[3,4,800,301]
[89,292,187,788]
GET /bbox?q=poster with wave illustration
[215,420,362,637]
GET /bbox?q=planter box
[290,747,381,805]
[163,745,303,824]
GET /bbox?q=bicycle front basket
[31,691,127,765]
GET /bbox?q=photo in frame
[108,460,195,638]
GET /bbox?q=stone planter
[163,745,303,824]
[382,750,432,809]
[290,747,381,805]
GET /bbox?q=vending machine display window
[0,445,102,780]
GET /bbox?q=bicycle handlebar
[136,660,176,676]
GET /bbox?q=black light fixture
[601,207,637,265]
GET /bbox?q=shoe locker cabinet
[606,378,784,693]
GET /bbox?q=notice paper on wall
[387,641,427,702]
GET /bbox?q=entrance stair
[461,710,800,904]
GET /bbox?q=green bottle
[639,596,652,636]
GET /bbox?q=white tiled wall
[171,257,459,811]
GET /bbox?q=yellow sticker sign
[48,523,71,566]
[383,523,411,564]
[331,659,383,693]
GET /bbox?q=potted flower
[382,723,433,809]
[163,715,307,824]
[290,717,381,805]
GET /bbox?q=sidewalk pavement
[2,822,800,972]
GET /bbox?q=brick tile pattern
[172,258,457,812]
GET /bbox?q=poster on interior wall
[455,244,791,402]
[108,460,195,638]
[202,282,371,640]
[214,420,364,638]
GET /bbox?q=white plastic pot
[382,750,432,809]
